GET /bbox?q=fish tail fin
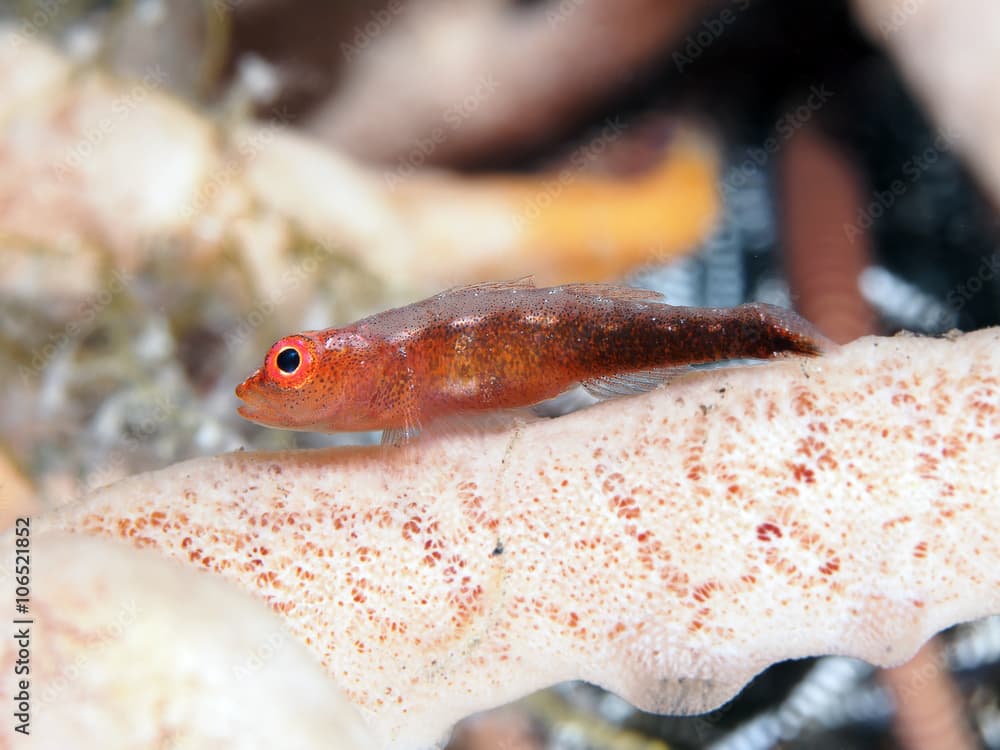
[735,303,835,358]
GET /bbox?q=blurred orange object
[395,131,720,286]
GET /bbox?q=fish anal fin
[582,366,691,400]
[382,408,532,444]
[556,283,665,303]
[531,386,597,417]
[428,408,533,436]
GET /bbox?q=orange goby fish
[235,280,832,442]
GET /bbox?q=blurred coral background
[1,1,999,748]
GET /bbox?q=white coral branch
[11,328,996,747]
[0,533,372,748]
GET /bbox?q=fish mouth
[236,399,277,427]
[236,403,260,421]
[235,368,308,430]
[235,370,267,423]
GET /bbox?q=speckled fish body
[235,280,831,435]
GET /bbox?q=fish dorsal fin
[557,283,664,303]
[582,365,691,400]
[439,277,536,296]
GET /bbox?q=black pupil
[276,347,300,374]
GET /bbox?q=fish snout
[235,371,268,424]
[235,369,262,403]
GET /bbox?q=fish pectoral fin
[582,366,691,400]
[557,283,665,303]
[381,424,421,446]
[381,403,422,445]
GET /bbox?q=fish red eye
[264,335,315,388]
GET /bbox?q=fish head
[236,329,373,431]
